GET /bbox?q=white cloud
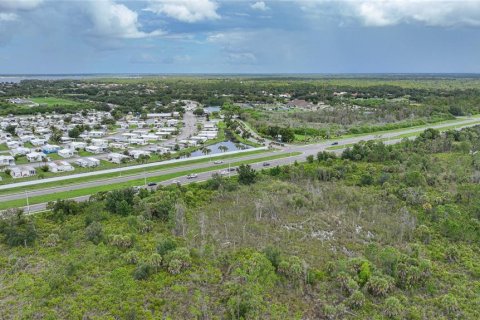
[352,0,480,27]
[302,0,480,27]
[0,0,43,11]
[145,0,220,23]
[84,0,164,39]
[0,13,17,22]
[251,1,269,11]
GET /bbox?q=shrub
[148,253,163,272]
[383,297,403,319]
[0,209,37,247]
[45,233,60,247]
[111,234,134,249]
[277,256,305,286]
[124,251,139,264]
[157,237,177,256]
[133,263,151,280]
[164,247,191,274]
[439,294,460,316]
[263,246,281,270]
[85,221,104,245]
[414,225,432,244]
[366,275,393,297]
[347,290,365,309]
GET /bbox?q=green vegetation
[30,97,80,106]
[1,126,480,318]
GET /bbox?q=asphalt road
[5,116,480,214]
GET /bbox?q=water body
[0,74,144,83]
[190,140,250,157]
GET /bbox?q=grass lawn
[30,97,80,106]
[77,150,94,157]
[0,152,300,210]
[0,149,271,195]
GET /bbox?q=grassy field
[30,97,80,106]
[0,152,300,210]
[0,149,271,196]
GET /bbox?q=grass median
[326,121,480,151]
[0,149,270,196]
[0,152,301,211]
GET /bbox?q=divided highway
[3,116,480,215]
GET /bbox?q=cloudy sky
[1,0,480,74]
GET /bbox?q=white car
[213,160,223,164]
[187,173,198,179]
[219,170,228,175]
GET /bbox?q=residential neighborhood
[0,106,224,183]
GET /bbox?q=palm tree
[202,147,211,156]
[219,145,229,153]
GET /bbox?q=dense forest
[1,125,479,319]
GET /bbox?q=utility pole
[144,169,147,187]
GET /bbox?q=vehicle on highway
[229,167,236,172]
[187,173,198,179]
[172,180,181,185]
[213,160,223,164]
[219,170,228,175]
[331,142,339,145]
[262,162,271,167]
[147,182,157,187]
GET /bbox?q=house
[85,145,106,154]
[203,123,217,131]
[48,160,74,173]
[146,145,170,154]
[30,138,47,146]
[60,137,73,144]
[107,152,130,164]
[10,166,36,179]
[6,140,22,149]
[86,157,100,167]
[141,134,159,141]
[58,148,75,158]
[26,152,46,162]
[167,119,179,127]
[91,139,108,147]
[19,134,35,143]
[75,157,100,168]
[0,155,15,166]
[89,131,105,138]
[129,149,151,159]
[70,141,87,150]
[10,147,30,157]
[128,138,147,145]
[42,144,61,154]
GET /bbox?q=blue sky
[1,0,480,74]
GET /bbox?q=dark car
[262,162,271,167]
[331,142,339,145]
[147,182,157,187]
